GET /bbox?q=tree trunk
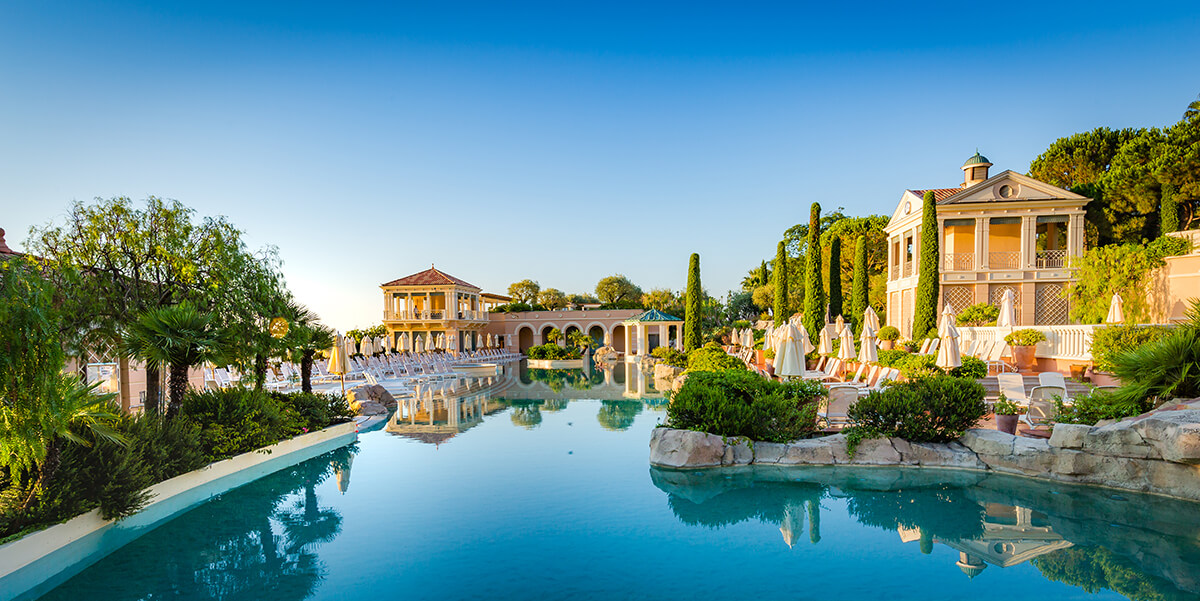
[118,356,132,413]
[254,353,267,390]
[145,364,161,414]
[301,351,314,394]
[167,362,189,417]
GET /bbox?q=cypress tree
[684,253,702,351]
[1161,184,1180,234]
[803,203,825,342]
[773,241,788,326]
[827,236,842,322]
[851,235,868,335]
[911,190,940,340]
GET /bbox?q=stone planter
[879,340,895,351]
[996,414,1019,435]
[1011,345,1037,372]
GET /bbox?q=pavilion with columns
[380,265,503,353]
[621,309,684,360]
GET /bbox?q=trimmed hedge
[685,343,745,373]
[526,343,582,360]
[846,376,987,445]
[651,346,688,369]
[667,369,826,442]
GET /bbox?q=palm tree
[291,323,335,393]
[122,303,223,416]
[1185,94,1200,124]
[4,373,124,511]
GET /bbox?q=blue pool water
[32,367,1200,600]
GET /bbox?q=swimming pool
[30,369,1200,600]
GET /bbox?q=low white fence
[958,324,1100,361]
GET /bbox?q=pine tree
[827,236,842,322]
[1161,183,1180,234]
[684,253,702,351]
[773,241,788,326]
[851,235,868,335]
[911,190,940,340]
[803,203,825,343]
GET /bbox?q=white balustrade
[958,324,1100,360]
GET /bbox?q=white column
[637,325,647,355]
[1021,215,1035,268]
[979,219,991,269]
[658,324,668,350]
[624,325,632,355]
[973,216,985,271]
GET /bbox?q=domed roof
[963,151,991,166]
[956,558,987,578]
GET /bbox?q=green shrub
[956,303,999,327]
[269,391,354,432]
[1106,328,1200,409]
[667,369,826,442]
[686,343,746,373]
[1052,389,1142,425]
[993,396,1022,415]
[651,346,688,369]
[1090,324,1172,372]
[876,349,911,367]
[1005,328,1047,347]
[525,343,581,360]
[732,319,752,329]
[877,326,900,341]
[896,354,942,380]
[949,356,988,379]
[179,388,301,460]
[846,376,987,444]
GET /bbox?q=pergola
[622,309,684,358]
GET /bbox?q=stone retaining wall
[650,407,1200,502]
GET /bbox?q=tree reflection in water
[507,400,544,429]
[40,445,357,601]
[596,401,642,431]
[651,466,1200,599]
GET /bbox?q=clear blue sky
[2,1,1197,330]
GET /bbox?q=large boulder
[350,400,387,416]
[654,363,683,381]
[1048,423,1092,449]
[1132,410,1200,464]
[649,428,725,468]
[347,384,396,408]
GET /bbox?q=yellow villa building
[885,153,1091,338]
[380,265,508,352]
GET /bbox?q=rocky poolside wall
[649,406,1200,502]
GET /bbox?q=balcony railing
[943,252,974,271]
[989,251,1020,270]
[383,309,488,322]
[958,324,1104,360]
[1036,250,1068,269]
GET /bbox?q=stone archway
[518,326,535,352]
[587,325,605,348]
[541,324,559,345]
[611,324,626,353]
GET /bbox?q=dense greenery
[845,377,987,447]
[595,274,643,305]
[686,343,747,373]
[911,191,939,340]
[684,253,702,351]
[179,388,351,461]
[1106,327,1200,410]
[507,279,541,304]
[1004,328,1047,347]
[651,346,689,370]
[1067,236,1190,324]
[537,288,568,309]
[525,343,582,361]
[850,235,868,334]
[874,350,985,380]
[1090,324,1172,372]
[773,241,788,326]
[1051,389,1143,426]
[955,303,999,327]
[827,236,842,321]
[667,369,826,443]
[122,303,224,416]
[488,302,547,313]
[802,203,825,343]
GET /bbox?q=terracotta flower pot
[996,414,1019,435]
[880,340,895,351]
[1011,345,1037,372]
[1070,364,1088,380]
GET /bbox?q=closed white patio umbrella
[414,335,425,353]
[864,306,881,332]
[328,332,349,396]
[858,323,878,364]
[742,329,754,348]
[936,304,962,370]
[834,314,846,336]
[997,289,1017,329]
[376,336,388,353]
[773,323,807,379]
[837,324,856,361]
[359,336,374,356]
[818,324,833,355]
[793,322,816,355]
[342,336,357,358]
[400,332,411,352]
[1105,293,1125,324]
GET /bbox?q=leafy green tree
[1162,183,1181,234]
[773,241,788,326]
[741,260,770,292]
[0,259,124,513]
[802,203,825,341]
[1029,127,1142,190]
[850,236,868,334]
[911,191,940,340]
[507,279,540,304]
[537,287,568,310]
[644,288,680,313]
[827,236,843,322]
[595,274,642,304]
[684,254,702,351]
[822,215,889,314]
[1066,238,1187,324]
[545,327,563,344]
[122,303,224,417]
[1186,93,1200,123]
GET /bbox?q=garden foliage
[802,203,825,342]
[911,191,940,340]
[525,343,582,360]
[684,253,702,351]
[685,343,746,373]
[1090,324,1172,372]
[846,376,987,444]
[667,369,826,443]
[955,303,999,327]
[650,346,688,369]
[773,241,788,326]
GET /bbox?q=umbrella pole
[340,374,345,398]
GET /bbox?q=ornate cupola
[961,151,992,188]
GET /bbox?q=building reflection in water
[650,466,1200,599]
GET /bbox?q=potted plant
[993,394,1022,435]
[1004,328,1047,372]
[877,325,900,351]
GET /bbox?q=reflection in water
[41,445,357,601]
[651,466,1200,599]
[596,400,643,431]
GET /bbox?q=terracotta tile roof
[381,266,480,290]
[0,228,22,258]
[909,188,962,203]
